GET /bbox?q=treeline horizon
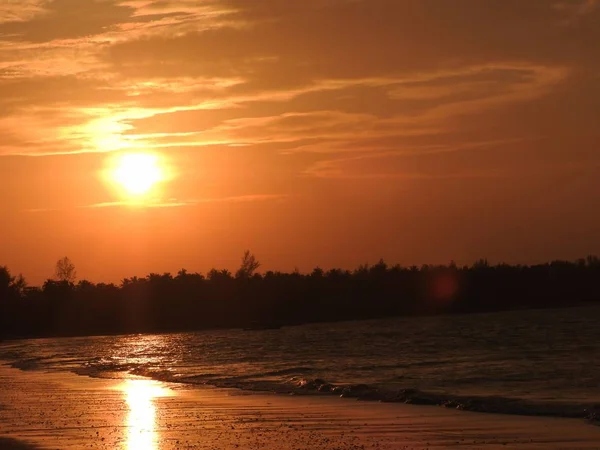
[2,253,600,339]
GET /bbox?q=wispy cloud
[22,193,287,212]
[1,0,599,181]
[82,194,288,209]
[555,0,599,19]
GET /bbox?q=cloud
[554,0,599,18]
[0,0,598,187]
[0,1,48,25]
[303,138,598,180]
[2,61,566,159]
[82,194,288,209]
[302,139,522,180]
[22,193,287,213]
[0,0,133,43]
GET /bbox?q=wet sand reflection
[118,379,171,450]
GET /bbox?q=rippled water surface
[2,306,600,417]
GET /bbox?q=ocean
[1,305,599,420]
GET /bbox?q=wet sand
[1,365,599,449]
[0,438,41,450]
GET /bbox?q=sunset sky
[1,0,599,284]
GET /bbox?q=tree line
[1,253,600,339]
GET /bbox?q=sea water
[1,306,599,419]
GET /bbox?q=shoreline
[2,339,600,426]
[1,365,600,449]
[7,355,597,423]
[174,375,600,422]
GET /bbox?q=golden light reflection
[118,379,171,450]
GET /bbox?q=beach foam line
[70,361,600,423]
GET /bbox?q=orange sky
[1,0,599,284]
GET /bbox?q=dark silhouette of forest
[2,253,600,339]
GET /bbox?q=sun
[112,153,163,196]
[101,151,174,204]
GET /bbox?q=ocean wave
[70,359,600,423]
[2,352,600,424]
[10,358,44,371]
[206,376,600,423]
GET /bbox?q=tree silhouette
[235,250,261,279]
[2,255,600,339]
[55,257,77,283]
[0,266,26,297]
[0,266,12,293]
[11,273,27,296]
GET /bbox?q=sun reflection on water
[118,379,171,450]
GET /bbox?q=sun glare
[110,153,164,197]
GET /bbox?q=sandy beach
[0,365,599,449]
